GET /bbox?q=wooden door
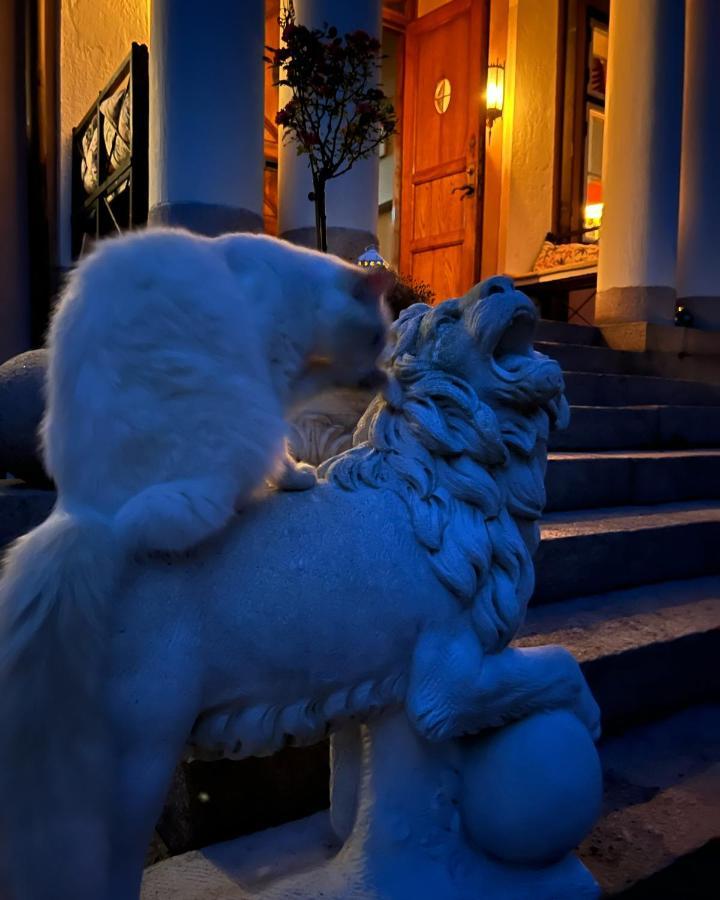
[400,0,487,302]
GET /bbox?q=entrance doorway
[399,0,488,302]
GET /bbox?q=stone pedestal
[143,710,602,900]
[277,0,382,258]
[293,710,600,900]
[595,0,684,326]
[676,0,720,330]
[0,351,49,485]
[148,0,265,235]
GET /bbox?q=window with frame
[554,0,609,244]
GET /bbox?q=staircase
[518,320,720,896]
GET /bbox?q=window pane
[588,21,608,101]
[583,105,604,242]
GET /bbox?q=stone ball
[0,349,51,485]
[460,710,602,865]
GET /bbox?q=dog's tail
[0,507,120,899]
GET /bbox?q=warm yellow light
[486,63,505,120]
[584,202,604,224]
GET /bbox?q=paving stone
[579,705,720,895]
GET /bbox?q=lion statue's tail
[0,507,119,899]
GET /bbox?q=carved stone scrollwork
[289,386,374,467]
[288,414,354,468]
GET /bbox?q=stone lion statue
[1,277,602,899]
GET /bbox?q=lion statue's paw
[406,622,487,742]
[275,460,318,492]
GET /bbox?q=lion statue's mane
[322,286,568,653]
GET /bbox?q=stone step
[550,404,720,450]
[535,501,720,603]
[536,320,604,347]
[563,371,720,407]
[580,705,720,895]
[537,340,720,385]
[519,575,720,729]
[537,341,653,376]
[546,449,720,512]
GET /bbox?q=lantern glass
[486,63,505,118]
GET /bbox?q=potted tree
[267,2,397,252]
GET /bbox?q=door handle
[451,183,475,199]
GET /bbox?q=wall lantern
[357,246,388,269]
[486,62,505,136]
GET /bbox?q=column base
[595,286,676,326]
[675,296,720,331]
[148,202,263,236]
[280,226,377,261]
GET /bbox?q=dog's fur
[0,228,392,899]
[44,228,391,549]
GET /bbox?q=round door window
[434,77,452,114]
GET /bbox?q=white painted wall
[498,0,559,276]
[58,0,149,264]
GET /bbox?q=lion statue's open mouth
[460,276,570,429]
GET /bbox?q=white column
[596,0,684,326]
[278,0,382,259]
[149,0,265,235]
[676,0,720,329]
[0,0,30,362]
